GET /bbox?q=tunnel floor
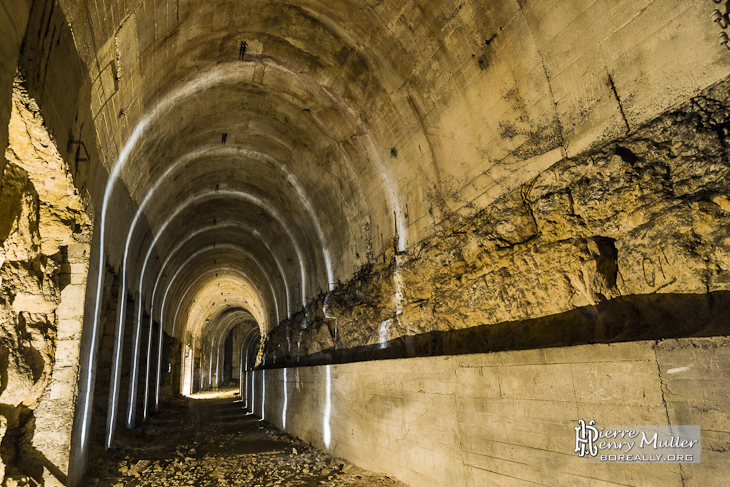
[82,387,405,487]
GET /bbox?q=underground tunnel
[1,0,730,486]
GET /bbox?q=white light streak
[667,366,691,374]
[239,347,248,409]
[159,246,270,339]
[151,223,290,325]
[282,368,288,429]
[106,283,127,448]
[209,337,214,389]
[128,188,301,429]
[168,266,266,342]
[323,365,331,449]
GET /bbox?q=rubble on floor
[83,392,405,487]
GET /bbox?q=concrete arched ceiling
[164,259,272,337]
[201,308,257,355]
[72,0,452,348]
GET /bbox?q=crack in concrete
[654,342,687,487]
[608,73,631,134]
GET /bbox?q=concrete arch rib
[143,224,288,422]
[204,313,255,390]
[163,255,275,339]
[171,270,267,343]
[173,276,255,394]
[237,326,261,400]
[150,222,291,324]
[122,142,331,310]
[116,249,273,436]
[139,189,309,312]
[195,310,258,394]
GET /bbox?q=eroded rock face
[0,74,91,485]
[263,75,730,366]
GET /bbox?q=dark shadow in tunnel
[266,290,730,369]
[223,331,233,384]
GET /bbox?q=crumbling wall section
[0,75,92,486]
[263,73,730,366]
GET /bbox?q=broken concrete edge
[258,290,730,370]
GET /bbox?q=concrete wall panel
[258,338,730,487]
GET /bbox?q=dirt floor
[82,387,406,487]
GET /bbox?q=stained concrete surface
[259,338,730,487]
[82,387,405,487]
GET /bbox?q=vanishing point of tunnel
[1,1,730,486]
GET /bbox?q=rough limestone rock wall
[0,76,91,486]
[263,74,730,365]
[0,0,31,188]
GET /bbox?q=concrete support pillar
[33,242,91,486]
[238,345,244,400]
[181,342,192,396]
[244,368,249,410]
[68,219,104,486]
[249,370,255,414]
[155,321,163,410]
[232,332,242,381]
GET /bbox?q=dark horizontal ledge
[259,290,730,370]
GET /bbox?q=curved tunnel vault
[2,0,730,486]
[69,0,438,466]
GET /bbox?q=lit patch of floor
[188,385,241,400]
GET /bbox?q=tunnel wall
[0,2,162,483]
[3,0,730,484]
[1,72,93,485]
[257,337,730,487]
[262,70,730,366]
